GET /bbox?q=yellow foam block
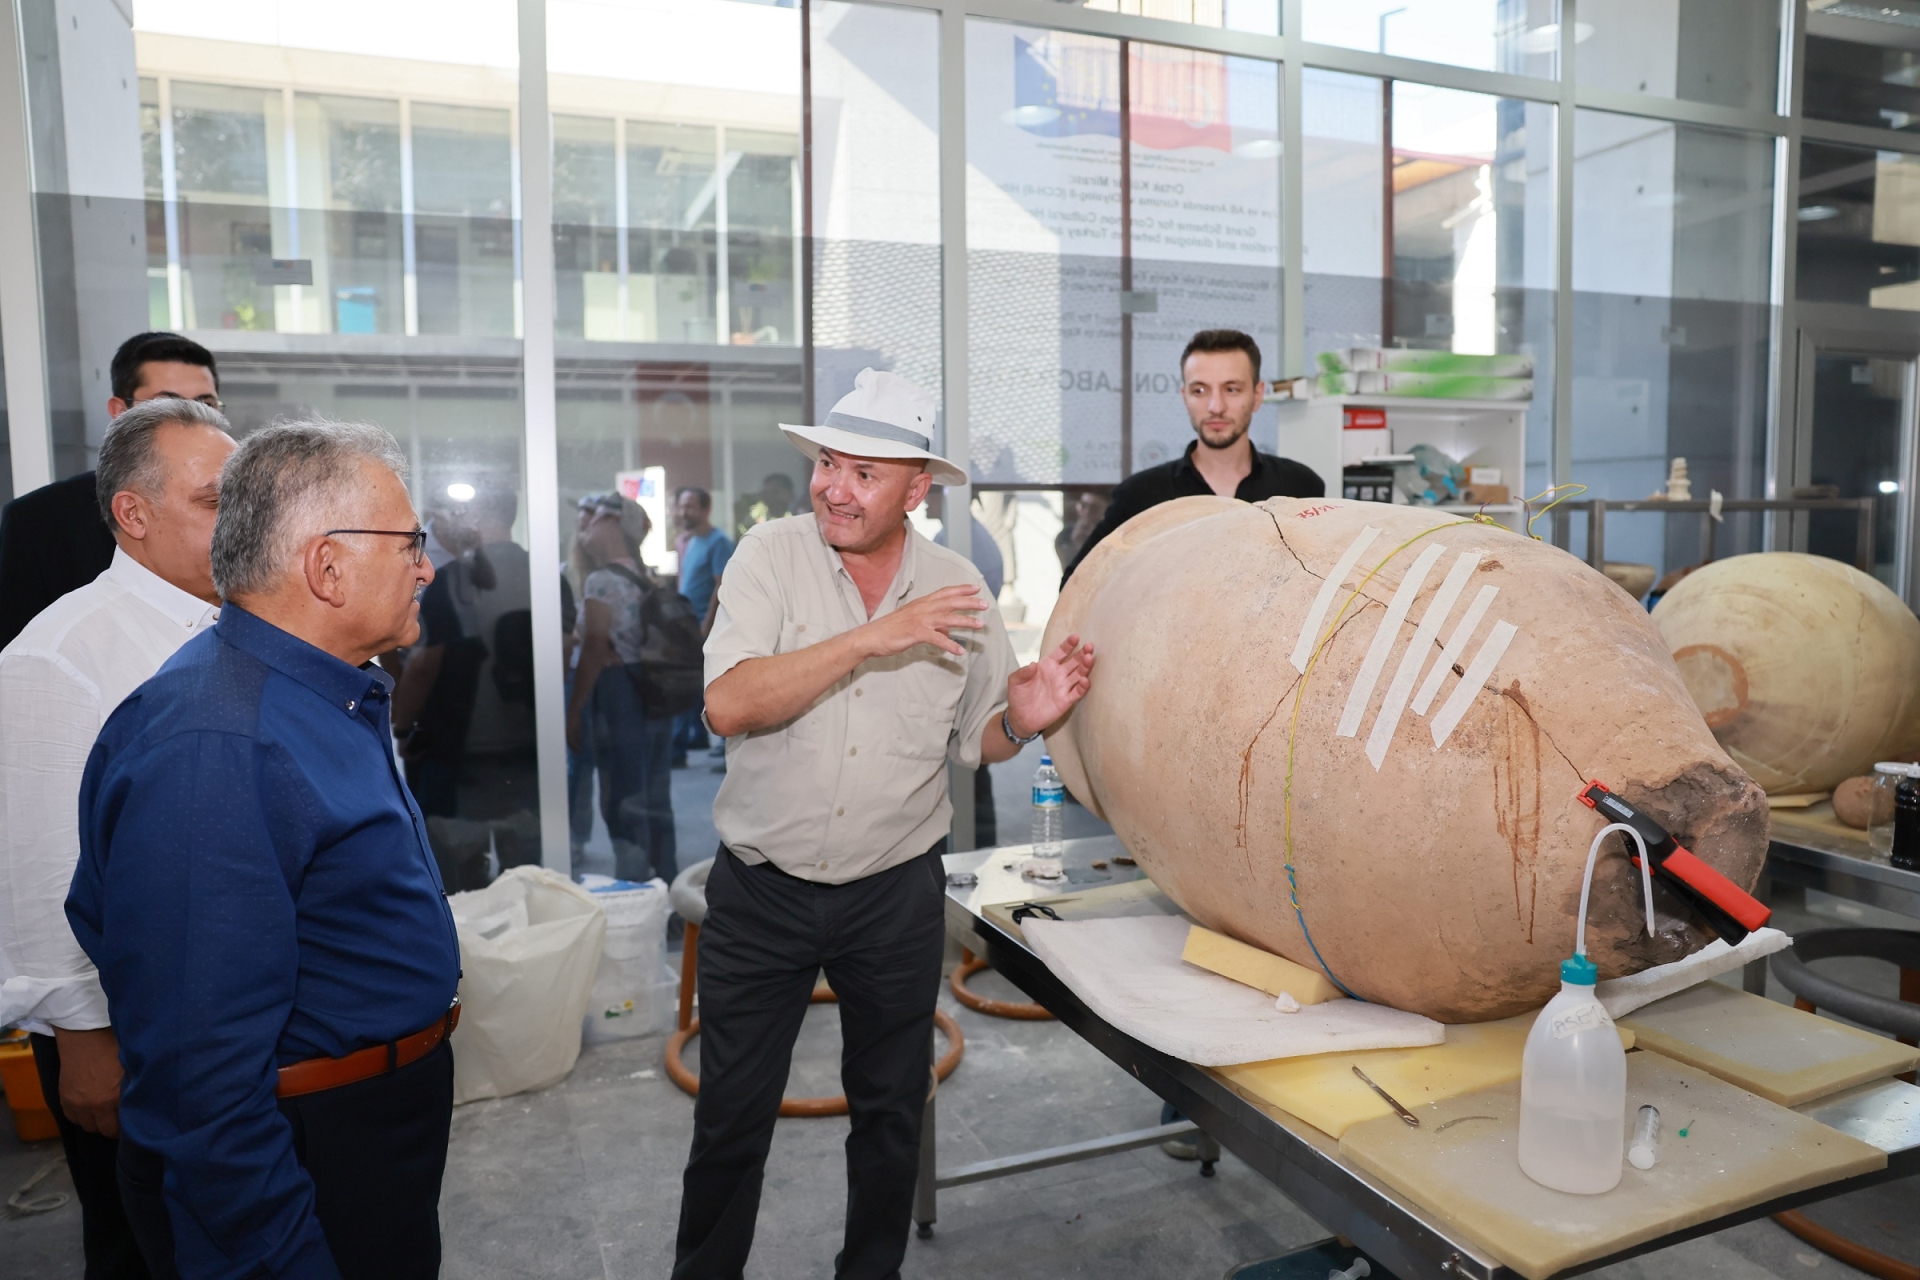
[1181,925,1342,1004]
[1216,1015,1635,1140]
[1620,982,1920,1106]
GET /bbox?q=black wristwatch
[1001,708,1041,746]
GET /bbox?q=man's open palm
[1007,633,1095,738]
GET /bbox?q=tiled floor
[3,894,1912,1278]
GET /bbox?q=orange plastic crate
[0,1032,60,1143]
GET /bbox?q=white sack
[1021,915,1443,1066]
[448,866,607,1103]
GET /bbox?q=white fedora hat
[780,368,969,487]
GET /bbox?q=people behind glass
[1055,488,1113,571]
[734,471,797,538]
[562,496,599,867]
[0,330,222,649]
[389,486,539,889]
[566,493,678,884]
[671,486,733,768]
[923,485,1006,847]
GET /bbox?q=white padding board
[1021,915,1443,1066]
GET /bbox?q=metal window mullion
[401,96,419,336]
[1281,0,1303,379]
[1767,0,1807,549]
[1571,83,1785,136]
[0,0,51,495]
[280,86,303,332]
[715,123,730,347]
[615,114,630,340]
[517,0,570,873]
[159,75,183,330]
[1551,0,1575,492]
[511,99,525,340]
[938,1,975,851]
[1798,116,1920,156]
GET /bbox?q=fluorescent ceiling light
[447,482,477,502]
[1797,205,1841,221]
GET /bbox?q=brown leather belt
[275,1000,460,1099]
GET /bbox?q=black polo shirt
[1061,441,1324,583]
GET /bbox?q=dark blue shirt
[68,605,461,1280]
[678,526,733,618]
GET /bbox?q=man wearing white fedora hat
[674,368,1095,1279]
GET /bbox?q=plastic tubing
[1575,822,1656,959]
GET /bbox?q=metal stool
[664,858,964,1117]
[1767,928,1920,1280]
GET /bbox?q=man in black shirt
[1061,328,1322,584]
[0,332,222,647]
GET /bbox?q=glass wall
[1580,1,1779,112]
[1302,71,1555,493]
[1797,139,1920,310]
[965,20,1284,484]
[9,0,1920,861]
[1302,0,1558,76]
[1571,112,1774,573]
[1805,0,1920,134]
[546,0,805,881]
[21,1,540,886]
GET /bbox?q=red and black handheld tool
[1577,781,1771,945]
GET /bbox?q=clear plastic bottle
[1031,755,1065,854]
[1867,762,1911,855]
[1518,954,1625,1194]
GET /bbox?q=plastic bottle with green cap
[1517,821,1657,1194]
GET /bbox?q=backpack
[604,564,706,718]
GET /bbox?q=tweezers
[1352,1065,1420,1128]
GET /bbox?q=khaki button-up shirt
[705,513,1017,883]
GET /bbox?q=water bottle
[1031,755,1065,855]
[1518,954,1625,1194]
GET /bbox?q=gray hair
[212,417,408,599]
[95,398,233,527]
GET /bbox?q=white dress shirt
[0,548,219,1033]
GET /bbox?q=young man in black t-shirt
[1061,329,1323,585]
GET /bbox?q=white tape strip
[1411,583,1497,715]
[1337,543,1445,737]
[1365,550,1482,768]
[1430,619,1518,749]
[1289,525,1382,673]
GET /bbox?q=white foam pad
[1020,915,1444,1066]
[1596,926,1793,1020]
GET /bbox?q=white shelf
[1315,395,1535,413]
[1274,393,1530,513]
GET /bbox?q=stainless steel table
[920,836,1920,1280]
[1765,811,1920,920]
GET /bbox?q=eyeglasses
[325,528,429,566]
[147,390,225,411]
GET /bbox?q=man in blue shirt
[671,486,733,767]
[69,419,461,1280]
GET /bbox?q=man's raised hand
[1006,633,1096,738]
[857,584,988,659]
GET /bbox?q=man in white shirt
[0,397,235,1280]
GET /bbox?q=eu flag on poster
[1012,33,1232,153]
